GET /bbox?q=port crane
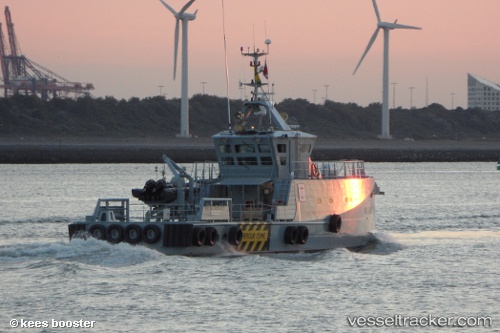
[0,6,94,100]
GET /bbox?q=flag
[263,61,268,79]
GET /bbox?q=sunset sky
[3,0,500,109]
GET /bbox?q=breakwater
[1,139,498,163]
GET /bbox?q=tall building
[468,73,500,111]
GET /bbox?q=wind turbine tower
[159,0,198,138]
[353,0,421,139]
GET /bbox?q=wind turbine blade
[179,0,196,15]
[353,27,380,75]
[372,0,381,22]
[391,23,422,30]
[159,0,177,16]
[173,19,180,80]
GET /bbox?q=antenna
[252,24,256,52]
[426,76,429,107]
[221,0,232,131]
[264,37,271,95]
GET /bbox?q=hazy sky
[3,0,500,109]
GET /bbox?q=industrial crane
[0,6,94,100]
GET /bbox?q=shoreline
[1,138,498,163]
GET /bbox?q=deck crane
[0,6,94,100]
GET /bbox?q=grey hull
[69,194,376,256]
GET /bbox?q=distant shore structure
[468,73,500,111]
[0,7,94,100]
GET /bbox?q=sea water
[0,162,499,332]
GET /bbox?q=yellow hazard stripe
[237,222,270,252]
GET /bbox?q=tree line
[1,94,499,140]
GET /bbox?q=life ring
[228,226,243,246]
[205,227,218,246]
[142,224,161,244]
[284,226,299,245]
[311,163,319,178]
[297,226,309,244]
[88,224,106,240]
[124,224,142,244]
[192,227,206,247]
[329,214,342,233]
[106,224,124,243]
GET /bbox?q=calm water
[0,162,499,332]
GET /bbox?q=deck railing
[299,160,367,179]
[187,159,367,181]
[88,199,292,223]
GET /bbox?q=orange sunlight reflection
[344,178,365,210]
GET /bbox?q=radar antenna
[220,0,232,132]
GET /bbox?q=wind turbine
[353,0,421,139]
[159,0,198,138]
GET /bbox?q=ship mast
[237,40,289,131]
[240,41,270,103]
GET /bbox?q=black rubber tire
[88,224,106,240]
[106,224,124,244]
[228,226,243,246]
[297,226,309,245]
[329,214,342,233]
[192,227,206,247]
[124,224,142,244]
[284,226,299,245]
[205,226,218,246]
[142,224,161,244]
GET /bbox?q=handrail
[187,159,368,181]
[293,160,367,179]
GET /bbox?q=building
[468,73,500,111]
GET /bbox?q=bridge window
[235,144,255,153]
[260,156,273,165]
[259,144,271,153]
[219,144,232,153]
[237,157,258,166]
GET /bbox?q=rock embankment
[1,138,498,163]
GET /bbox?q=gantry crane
[0,6,94,100]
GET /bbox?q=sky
[2,0,500,109]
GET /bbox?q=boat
[68,41,383,255]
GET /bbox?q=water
[1,162,499,332]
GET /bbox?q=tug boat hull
[69,177,377,256]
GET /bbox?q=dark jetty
[1,138,498,163]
